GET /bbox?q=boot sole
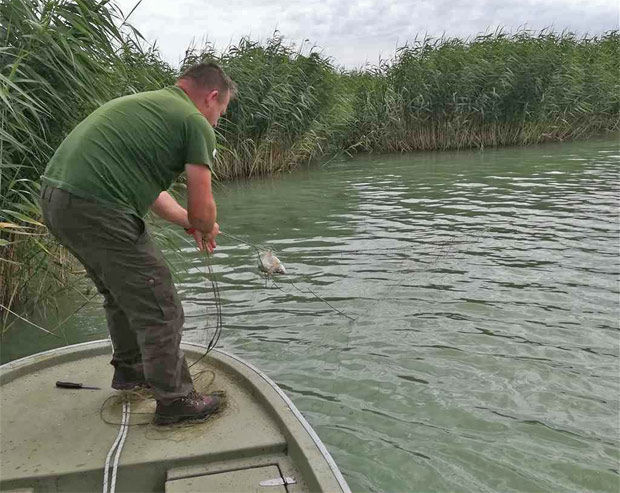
[112,383,150,391]
[153,407,220,426]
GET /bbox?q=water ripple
[179,140,619,492]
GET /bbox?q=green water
[3,139,619,492]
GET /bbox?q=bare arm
[185,163,217,234]
[149,165,219,252]
[150,191,191,229]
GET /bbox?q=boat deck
[1,341,349,492]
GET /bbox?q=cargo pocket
[147,277,180,321]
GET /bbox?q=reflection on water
[3,139,619,492]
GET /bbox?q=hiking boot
[111,364,148,391]
[154,391,221,426]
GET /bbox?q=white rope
[103,399,130,493]
[110,399,130,492]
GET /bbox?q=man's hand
[191,222,219,253]
[205,222,220,252]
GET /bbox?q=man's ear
[205,89,219,105]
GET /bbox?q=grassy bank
[1,0,619,321]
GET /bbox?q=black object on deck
[55,381,100,390]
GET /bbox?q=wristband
[185,227,196,235]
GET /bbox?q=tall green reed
[344,30,619,152]
[0,0,175,324]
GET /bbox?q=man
[40,62,235,425]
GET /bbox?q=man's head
[176,62,237,127]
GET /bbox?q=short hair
[179,62,237,100]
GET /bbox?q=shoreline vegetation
[1,0,619,327]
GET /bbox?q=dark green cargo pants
[40,185,194,403]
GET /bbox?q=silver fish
[258,250,286,275]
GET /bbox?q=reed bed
[343,30,620,152]
[183,36,352,179]
[0,0,175,322]
[1,0,618,320]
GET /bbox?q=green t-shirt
[42,86,216,216]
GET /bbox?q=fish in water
[258,250,286,275]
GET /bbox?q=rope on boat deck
[103,397,130,493]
